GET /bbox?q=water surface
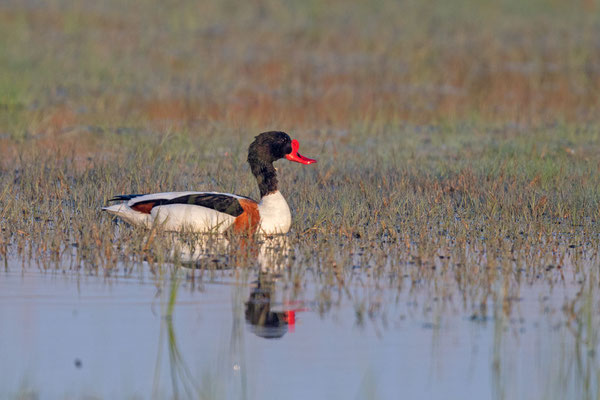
[0,256,597,399]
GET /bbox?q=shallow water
[0,254,598,400]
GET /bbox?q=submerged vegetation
[1,0,600,398]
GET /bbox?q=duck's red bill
[285,139,317,164]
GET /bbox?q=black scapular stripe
[132,193,246,217]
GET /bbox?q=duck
[102,131,316,235]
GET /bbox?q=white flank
[150,204,235,233]
[103,191,241,233]
[257,191,292,234]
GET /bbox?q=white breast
[151,204,235,233]
[257,191,292,234]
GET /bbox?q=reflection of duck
[245,273,298,339]
[168,233,301,338]
[103,131,316,235]
[171,234,291,271]
[169,234,232,266]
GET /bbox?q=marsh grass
[2,122,598,319]
[1,0,600,397]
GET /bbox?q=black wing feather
[131,193,247,217]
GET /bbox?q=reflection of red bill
[284,307,309,333]
[285,311,296,332]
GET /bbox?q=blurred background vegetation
[1,0,599,149]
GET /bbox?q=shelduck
[102,131,316,235]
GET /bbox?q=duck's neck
[248,157,292,233]
[249,159,278,198]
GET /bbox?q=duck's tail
[102,202,151,226]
